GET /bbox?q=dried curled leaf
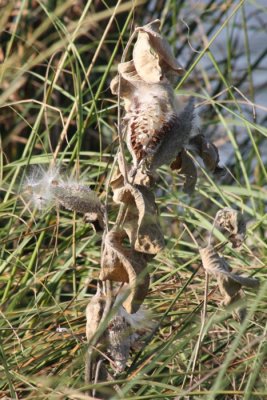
[170,149,197,194]
[100,229,150,313]
[133,20,184,84]
[110,156,152,191]
[215,207,246,248]
[114,183,164,254]
[100,230,130,283]
[189,134,225,176]
[199,245,259,321]
[118,60,142,84]
[110,63,138,112]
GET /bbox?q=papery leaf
[100,230,130,283]
[189,134,225,175]
[133,31,162,84]
[170,149,197,194]
[100,229,149,313]
[118,60,143,84]
[133,20,184,84]
[111,158,152,192]
[140,20,184,72]
[199,246,259,287]
[114,183,165,254]
[215,207,246,248]
[110,74,135,112]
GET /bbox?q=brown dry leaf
[170,149,197,194]
[110,155,152,191]
[199,245,259,321]
[100,229,149,313]
[114,183,165,254]
[118,60,143,84]
[110,61,145,112]
[100,230,130,283]
[133,20,184,84]
[110,166,125,193]
[215,207,246,248]
[84,210,105,231]
[189,134,225,176]
[133,30,162,84]
[217,275,247,322]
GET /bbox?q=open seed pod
[107,315,132,373]
[215,207,246,248]
[147,97,196,172]
[113,183,164,254]
[199,245,259,321]
[100,229,150,313]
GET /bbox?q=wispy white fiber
[22,165,101,214]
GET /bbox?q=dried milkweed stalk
[199,245,259,321]
[215,207,246,248]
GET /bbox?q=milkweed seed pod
[199,245,259,321]
[107,315,132,373]
[111,63,185,171]
[22,166,104,227]
[215,207,246,248]
[85,286,154,376]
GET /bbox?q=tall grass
[0,1,266,399]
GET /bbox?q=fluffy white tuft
[22,165,101,214]
[23,166,60,210]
